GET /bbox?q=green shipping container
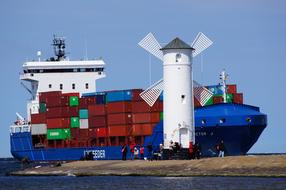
[70,117,80,128]
[204,96,214,106]
[160,112,163,120]
[39,102,46,113]
[226,93,233,103]
[79,109,89,119]
[69,96,79,107]
[47,129,71,140]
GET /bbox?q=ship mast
[220,69,228,103]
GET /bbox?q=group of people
[121,140,226,161]
[121,143,145,160]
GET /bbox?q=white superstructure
[20,36,106,120]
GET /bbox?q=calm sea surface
[0,159,285,190]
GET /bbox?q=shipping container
[131,124,154,136]
[61,107,79,118]
[45,96,62,108]
[160,112,163,120]
[79,129,89,139]
[63,92,80,97]
[106,90,132,102]
[88,104,106,116]
[159,93,163,101]
[213,96,223,104]
[207,85,223,95]
[224,93,234,103]
[39,91,62,103]
[131,89,144,101]
[80,119,89,129]
[233,93,243,104]
[107,101,132,114]
[70,117,80,128]
[47,128,71,140]
[79,109,89,119]
[204,97,214,106]
[60,96,69,107]
[46,107,63,119]
[71,128,80,139]
[69,96,79,107]
[108,125,131,136]
[132,112,160,124]
[79,97,96,108]
[194,97,201,107]
[96,128,107,137]
[107,113,132,125]
[39,103,46,113]
[227,84,237,94]
[46,118,70,129]
[31,113,46,124]
[89,116,106,128]
[95,94,106,104]
[88,128,97,138]
[31,124,47,135]
[131,101,161,113]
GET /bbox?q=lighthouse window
[48,84,52,88]
[60,84,63,90]
[72,83,75,89]
[181,94,186,104]
[176,53,182,62]
[85,83,89,89]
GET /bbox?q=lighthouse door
[179,128,188,148]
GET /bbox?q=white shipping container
[31,124,47,135]
[80,119,89,129]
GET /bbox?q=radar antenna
[52,35,66,61]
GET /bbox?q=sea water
[0,159,285,190]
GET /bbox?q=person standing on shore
[121,144,127,160]
[218,140,225,157]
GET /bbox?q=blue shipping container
[79,109,89,119]
[96,94,106,104]
[207,85,224,95]
[106,90,132,102]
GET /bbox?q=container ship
[10,36,267,161]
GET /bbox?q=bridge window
[72,83,75,89]
[49,84,52,88]
[60,84,63,90]
[85,83,89,89]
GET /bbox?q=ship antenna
[52,35,66,61]
[219,69,228,103]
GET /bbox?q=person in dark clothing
[218,140,225,157]
[121,144,127,160]
[194,143,201,159]
[147,144,153,161]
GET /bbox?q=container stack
[194,84,244,107]
[30,89,163,149]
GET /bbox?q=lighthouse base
[162,148,190,160]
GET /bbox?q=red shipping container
[107,113,132,125]
[233,93,243,104]
[45,96,62,108]
[79,97,96,109]
[96,128,107,137]
[89,116,106,128]
[107,101,132,114]
[88,128,97,138]
[132,112,160,124]
[62,92,80,97]
[88,104,106,116]
[61,107,79,117]
[39,91,62,103]
[46,118,70,129]
[213,96,223,104]
[60,96,69,107]
[131,101,161,113]
[79,129,89,139]
[46,107,62,119]
[227,84,237,94]
[108,125,130,136]
[194,97,201,107]
[31,113,46,124]
[71,128,80,139]
[131,89,144,101]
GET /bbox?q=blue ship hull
[10,104,267,161]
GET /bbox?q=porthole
[219,118,226,124]
[246,117,251,123]
[201,119,206,124]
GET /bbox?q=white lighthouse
[138,32,213,158]
[161,38,194,149]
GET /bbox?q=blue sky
[0,0,285,157]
